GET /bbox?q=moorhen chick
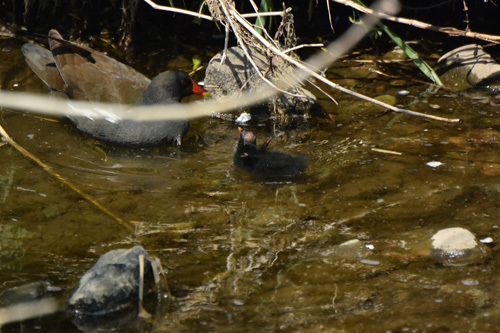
[21,29,208,146]
[234,128,308,177]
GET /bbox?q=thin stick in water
[0,123,134,233]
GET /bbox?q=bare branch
[332,0,500,43]
[144,0,286,21]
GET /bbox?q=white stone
[426,161,443,168]
[235,112,251,123]
[431,227,477,251]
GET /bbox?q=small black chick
[234,128,308,176]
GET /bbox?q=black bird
[21,29,208,146]
[234,128,308,176]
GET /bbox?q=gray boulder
[67,246,155,315]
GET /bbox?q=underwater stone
[0,281,50,306]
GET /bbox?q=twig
[240,12,285,18]
[144,0,214,20]
[283,43,324,54]
[332,0,500,43]
[462,0,470,32]
[307,78,338,104]
[143,0,285,21]
[138,254,152,319]
[218,25,230,70]
[326,0,335,33]
[0,123,133,232]
[371,147,402,155]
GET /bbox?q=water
[2,36,500,332]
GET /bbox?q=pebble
[426,161,443,168]
[235,112,251,124]
[430,227,491,265]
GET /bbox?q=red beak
[191,79,210,97]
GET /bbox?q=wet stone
[327,63,378,80]
[330,239,371,260]
[389,79,408,87]
[371,94,397,108]
[437,44,500,91]
[0,281,51,306]
[430,227,491,266]
[382,47,409,61]
[66,246,156,315]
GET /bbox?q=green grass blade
[353,0,443,86]
[255,0,273,36]
[378,22,444,86]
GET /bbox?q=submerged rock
[66,246,155,315]
[430,227,491,266]
[204,46,318,116]
[0,281,52,306]
[322,239,371,260]
[437,44,500,91]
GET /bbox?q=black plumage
[234,129,308,177]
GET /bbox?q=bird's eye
[180,79,188,86]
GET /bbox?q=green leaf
[255,0,273,36]
[377,22,444,86]
[192,54,202,71]
[353,0,443,86]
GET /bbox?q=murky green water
[2,35,500,332]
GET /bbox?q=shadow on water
[3,36,500,332]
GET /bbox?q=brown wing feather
[48,29,150,104]
[21,43,66,92]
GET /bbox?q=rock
[364,94,397,110]
[437,44,500,91]
[430,227,491,266]
[335,239,371,259]
[66,246,156,315]
[0,281,51,306]
[204,46,318,116]
[382,46,409,61]
[320,239,374,261]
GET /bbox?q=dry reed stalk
[331,0,500,43]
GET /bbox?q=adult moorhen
[234,128,308,177]
[21,29,208,146]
